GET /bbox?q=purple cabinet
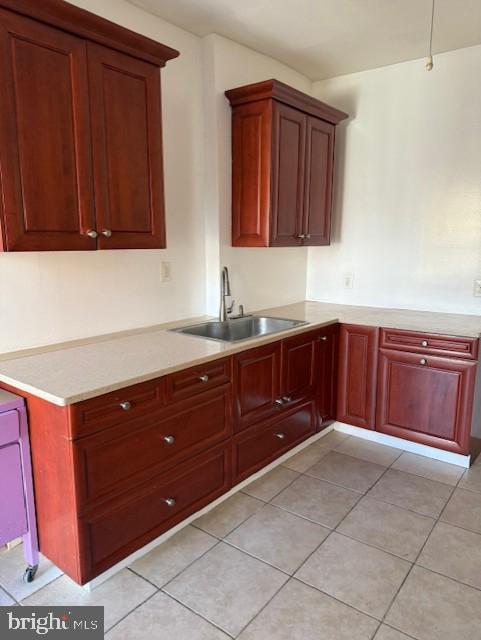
[0,390,39,582]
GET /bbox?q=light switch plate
[160,261,172,283]
[473,279,481,297]
[342,272,354,289]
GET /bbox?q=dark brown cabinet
[318,323,339,427]
[226,79,348,247]
[337,324,379,430]
[281,329,319,404]
[377,347,476,455]
[0,0,178,251]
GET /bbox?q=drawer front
[233,400,317,483]
[0,444,28,544]
[70,379,165,439]
[166,358,231,403]
[75,385,232,507]
[381,328,478,360]
[0,410,19,446]
[82,444,231,579]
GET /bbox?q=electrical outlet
[474,279,481,297]
[160,261,172,283]
[342,272,354,289]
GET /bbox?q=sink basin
[172,316,308,343]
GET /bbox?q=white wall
[307,46,481,314]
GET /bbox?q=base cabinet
[337,324,379,429]
[377,348,476,455]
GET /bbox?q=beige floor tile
[441,487,481,534]
[238,579,378,640]
[305,451,386,493]
[374,625,413,640]
[272,475,360,528]
[316,430,350,450]
[418,521,481,589]
[335,437,401,466]
[386,565,481,640]
[368,469,453,517]
[23,569,156,631]
[459,462,481,493]
[0,587,14,605]
[194,493,263,538]
[129,525,217,587]
[107,591,229,640]
[392,452,464,486]
[0,546,62,601]
[338,496,435,561]
[226,504,329,574]
[164,542,288,637]
[295,533,410,619]
[242,466,299,501]
[282,444,329,473]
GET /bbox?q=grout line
[231,576,290,638]
[104,589,160,635]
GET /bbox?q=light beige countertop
[0,301,480,406]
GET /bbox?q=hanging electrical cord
[426,0,435,70]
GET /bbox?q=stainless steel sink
[172,316,308,343]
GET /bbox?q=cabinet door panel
[270,102,306,246]
[0,444,28,543]
[377,349,476,454]
[318,324,339,428]
[234,342,281,432]
[337,324,379,429]
[0,9,95,250]
[303,116,334,245]
[88,43,165,249]
[282,330,319,406]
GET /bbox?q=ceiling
[129,0,481,80]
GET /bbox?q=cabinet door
[87,43,165,249]
[303,116,335,246]
[281,330,319,407]
[318,323,339,428]
[270,102,306,246]
[337,324,379,429]
[233,342,281,432]
[0,10,95,251]
[377,349,476,455]
[0,444,28,544]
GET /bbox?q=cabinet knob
[281,396,292,403]
[420,358,427,365]
[305,234,311,239]
[198,374,209,382]
[163,497,176,508]
[274,432,286,440]
[163,435,175,445]
[320,335,328,341]
[101,229,113,238]
[119,400,131,411]
[85,229,98,239]
[297,234,306,239]
[275,398,285,406]
[421,340,428,347]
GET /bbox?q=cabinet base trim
[81,426,334,591]
[333,422,471,468]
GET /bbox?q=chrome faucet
[219,267,235,321]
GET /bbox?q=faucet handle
[227,299,235,314]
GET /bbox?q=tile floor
[2,432,481,638]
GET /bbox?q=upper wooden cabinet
[0,0,178,251]
[225,79,348,247]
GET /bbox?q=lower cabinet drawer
[232,400,317,483]
[81,443,231,579]
[75,385,232,509]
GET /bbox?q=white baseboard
[84,425,335,590]
[332,421,471,468]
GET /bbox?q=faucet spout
[219,267,232,321]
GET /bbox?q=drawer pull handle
[420,358,427,365]
[275,398,284,406]
[119,401,131,411]
[421,340,429,347]
[198,375,210,382]
[281,396,292,403]
[274,432,286,440]
[320,336,328,341]
[163,497,176,507]
[163,435,175,445]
